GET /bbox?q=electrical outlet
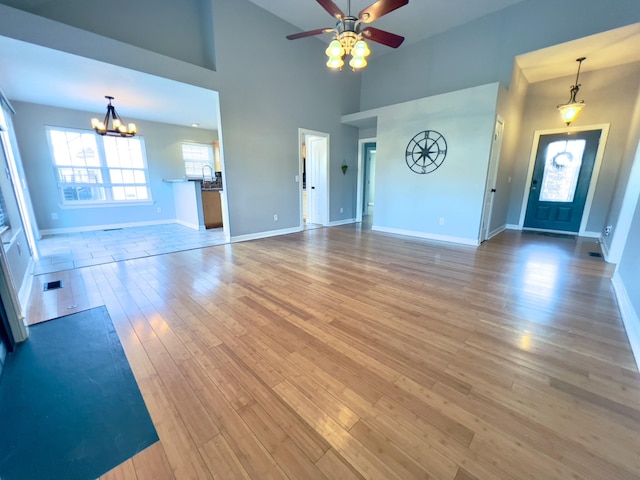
[157,207,162,213]
[273,214,278,221]
[439,217,445,225]
[604,225,612,236]
[51,212,58,220]
[340,207,344,213]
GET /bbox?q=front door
[523,129,601,233]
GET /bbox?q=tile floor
[33,224,227,275]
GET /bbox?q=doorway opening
[299,129,329,228]
[519,125,609,235]
[356,138,376,226]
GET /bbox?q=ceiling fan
[287,0,409,70]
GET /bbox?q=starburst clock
[405,130,448,174]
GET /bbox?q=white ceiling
[0,36,220,130]
[516,22,640,83]
[249,0,528,55]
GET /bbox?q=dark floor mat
[0,306,158,480]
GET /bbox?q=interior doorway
[362,143,376,218]
[299,129,329,228]
[523,129,602,233]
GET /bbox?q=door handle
[491,188,496,193]
[311,186,315,189]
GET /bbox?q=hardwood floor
[26,226,639,479]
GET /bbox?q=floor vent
[588,251,603,258]
[44,280,63,291]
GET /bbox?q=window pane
[134,170,146,183]
[182,143,214,176]
[62,186,105,202]
[136,187,149,200]
[49,130,99,167]
[539,139,586,202]
[109,169,123,184]
[104,136,145,168]
[57,167,102,184]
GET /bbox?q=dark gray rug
[0,306,158,480]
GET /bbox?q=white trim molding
[612,272,640,372]
[176,219,205,231]
[39,219,175,236]
[372,226,480,246]
[231,226,301,243]
[328,218,356,227]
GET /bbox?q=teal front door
[523,129,601,233]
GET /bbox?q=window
[47,127,151,205]
[539,139,586,203]
[182,142,214,177]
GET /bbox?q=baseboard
[231,226,301,243]
[487,225,506,240]
[612,272,640,373]
[19,257,35,313]
[40,219,175,236]
[328,218,356,227]
[506,224,520,230]
[175,219,205,231]
[371,226,479,246]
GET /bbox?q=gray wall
[372,83,499,244]
[359,0,640,111]
[212,0,360,235]
[507,62,640,233]
[11,101,217,232]
[617,187,640,318]
[0,0,216,69]
[0,0,361,237]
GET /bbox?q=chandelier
[557,57,586,126]
[91,96,137,137]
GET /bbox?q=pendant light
[557,57,586,126]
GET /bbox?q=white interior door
[302,131,329,226]
[480,119,504,241]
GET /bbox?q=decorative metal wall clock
[405,130,448,174]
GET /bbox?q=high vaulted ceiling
[0,0,638,130]
[248,0,528,55]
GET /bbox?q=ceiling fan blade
[358,0,409,23]
[316,0,345,19]
[286,28,334,40]
[361,27,405,48]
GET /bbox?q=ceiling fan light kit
[287,0,408,71]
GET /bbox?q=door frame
[356,137,376,223]
[480,117,504,241]
[517,123,610,235]
[298,128,330,228]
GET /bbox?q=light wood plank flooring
[26,227,639,479]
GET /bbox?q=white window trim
[46,126,153,207]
